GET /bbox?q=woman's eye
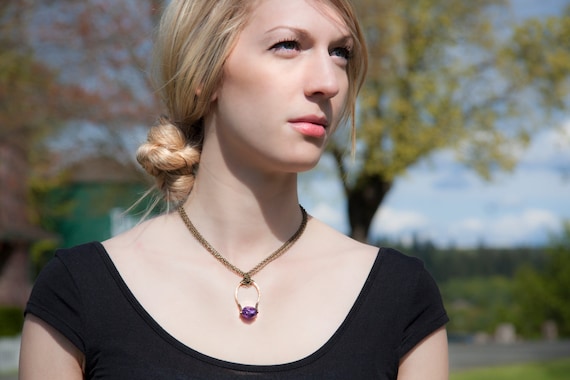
[271,40,300,52]
[330,46,352,60]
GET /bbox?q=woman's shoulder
[102,211,180,258]
[306,217,378,256]
[305,217,428,281]
[52,241,106,268]
[377,246,425,269]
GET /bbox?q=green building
[44,157,153,248]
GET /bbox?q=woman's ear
[196,86,218,102]
[210,72,224,102]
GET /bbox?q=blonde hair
[137,0,368,205]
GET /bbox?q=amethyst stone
[240,306,258,320]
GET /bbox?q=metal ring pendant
[234,280,261,321]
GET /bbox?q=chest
[112,252,377,365]
[81,256,402,379]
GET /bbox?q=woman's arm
[19,314,84,380]
[397,327,449,380]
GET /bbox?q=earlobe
[196,86,218,102]
[210,74,224,102]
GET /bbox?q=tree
[0,0,149,242]
[0,0,90,305]
[330,0,570,241]
[0,0,80,235]
[514,221,570,338]
[0,1,62,153]
[22,0,162,170]
[2,0,162,237]
[440,276,516,336]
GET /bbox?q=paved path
[450,340,570,371]
[3,340,569,378]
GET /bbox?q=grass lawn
[450,358,570,380]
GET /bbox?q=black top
[26,242,448,379]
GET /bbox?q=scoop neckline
[92,241,384,372]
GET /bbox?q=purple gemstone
[240,306,258,320]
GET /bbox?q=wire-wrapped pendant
[235,280,260,321]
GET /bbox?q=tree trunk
[347,174,392,242]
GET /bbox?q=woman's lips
[289,116,328,138]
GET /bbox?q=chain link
[178,205,308,283]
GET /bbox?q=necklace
[178,205,308,321]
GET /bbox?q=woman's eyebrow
[264,26,311,38]
[264,26,353,45]
[335,35,354,47]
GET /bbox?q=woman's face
[208,0,352,173]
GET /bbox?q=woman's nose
[304,52,341,99]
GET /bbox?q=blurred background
[1,0,569,379]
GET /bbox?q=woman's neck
[180,160,304,266]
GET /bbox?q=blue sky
[300,0,570,248]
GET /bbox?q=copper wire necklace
[177,205,308,321]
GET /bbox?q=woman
[19,0,449,378]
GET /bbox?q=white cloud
[444,208,562,248]
[454,218,485,234]
[492,208,560,239]
[365,205,563,248]
[371,207,430,237]
[519,119,570,170]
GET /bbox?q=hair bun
[136,117,201,204]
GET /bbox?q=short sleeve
[25,254,86,353]
[396,264,448,359]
